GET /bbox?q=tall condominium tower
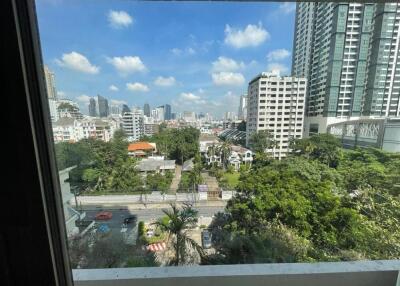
[97,95,109,118]
[164,104,172,120]
[238,94,248,120]
[44,65,57,100]
[292,2,400,136]
[246,72,306,160]
[143,103,150,117]
[88,98,97,117]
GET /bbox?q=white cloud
[110,99,127,105]
[109,85,119,91]
[108,10,133,28]
[267,63,289,75]
[198,88,205,94]
[170,47,196,56]
[224,23,269,48]
[76,94,92,104]
[279,3,296,14]
[154,76,176,87]
[179,92,206,105]
[107,56,147,75]
[126,82,149,92]
[55,52,99,74]
[212,56,245,72]
[267,49,290,62]
[212,72,245,86]
[187,47,196,55]
[57,91,66,98]
[180,92,200,101]
[170,48,182,56]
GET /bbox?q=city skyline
[36,1,295,118]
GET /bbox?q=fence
[76,190,237,205]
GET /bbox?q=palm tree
[152,204,204,265]
[218,141,232,169]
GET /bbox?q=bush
[138,221,145,237]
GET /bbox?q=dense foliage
[207,135,400,263]
[56,130,145,193]
[141,127,200,164]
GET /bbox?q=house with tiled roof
[127,141,156,157]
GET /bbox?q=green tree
[152,204,204,265]
[248,130,276,153]
[290,134,342,168]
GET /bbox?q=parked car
[201,230,212,249]
[95,211,112,220]
[124,215,137,225]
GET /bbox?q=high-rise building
[238,94,248,120]
[183,111,196,122]
[143,103,150,117]
[225,112,236,121]
[363,4,400,118]
[110,104,120,116]
[155,106,165,122]
[164,104,172,120]
[89,98,97,117]
[292,2,400,136]
[44,65,57,100]
[121,104,131,115]
[122,110,144,141]
[97,95,109,118]
[246,72,306,159]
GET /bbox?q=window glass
[35,0,400,272]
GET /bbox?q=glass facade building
[292,3,400,135]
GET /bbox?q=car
[95,211,112,220]
[123,215,137,224]
[201,230,212,249]
[146,230,154,238]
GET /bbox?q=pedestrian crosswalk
[146,242,166,252]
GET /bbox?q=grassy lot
[222,172,240,189]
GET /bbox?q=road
[83,204,226,226]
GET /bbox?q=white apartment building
[52,117,118,143]
[122,111,144,142]
[246,72,307,159]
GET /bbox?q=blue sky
[36,0,296,118]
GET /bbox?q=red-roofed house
[127,142,156,157]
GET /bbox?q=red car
[95,211,112,220]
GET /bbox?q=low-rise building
[59,167,93,239]
[52,117,118,143]
[228,145,253,171]
[136,157,176,174]
[127,141,156,157]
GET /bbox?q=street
[83,204,226,226]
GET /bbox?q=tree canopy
[207,135,400,263]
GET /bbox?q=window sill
[73,260,400,286]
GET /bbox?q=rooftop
[128,142,156,152]
[136,159,176,172]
